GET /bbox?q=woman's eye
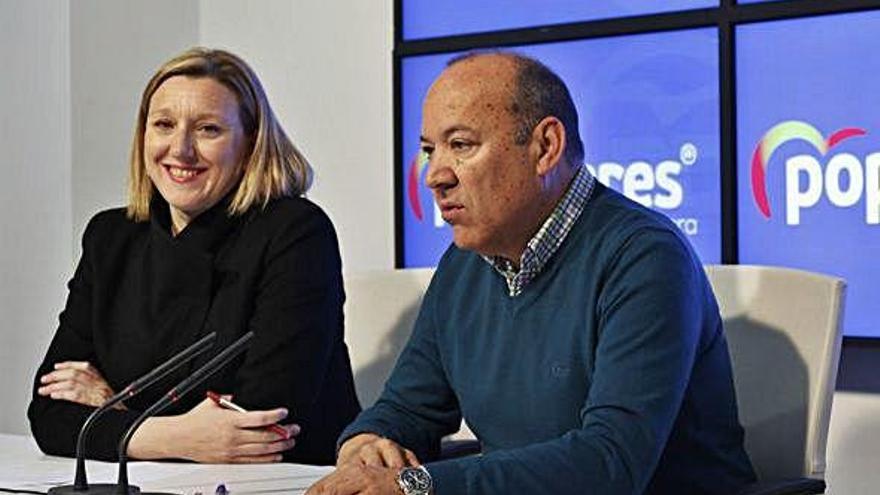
[199,124,222,136]
[152,119,173,130]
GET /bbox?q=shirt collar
[483,165,596,296]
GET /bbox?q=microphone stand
[115,331,254,495]
[48,332,217,495]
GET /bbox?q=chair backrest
[704,264,845,481]
[343,268,435,408]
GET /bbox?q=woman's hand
[37,361,118,408]
[129,397,300,463]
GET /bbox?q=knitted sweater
[342,184,755,494]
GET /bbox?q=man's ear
[529,116,567,176]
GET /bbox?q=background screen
[401,28,721,268]
[737,11,880,337]
[402,0,717,40]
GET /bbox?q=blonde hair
[127,47,313,221]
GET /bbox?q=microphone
[48,331,218,495]
[115,331,255,495]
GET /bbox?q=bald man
[308,52,755,495]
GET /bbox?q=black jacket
[28,195,361,464]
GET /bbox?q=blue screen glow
[402,0,717,40]
[737,11,880,337]
[401,28,721,268]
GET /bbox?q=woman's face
[144,76,249,231]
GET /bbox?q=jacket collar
[148,192,243,255]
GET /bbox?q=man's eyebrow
[420,126,477,143]
[443,125,476,138]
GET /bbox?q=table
[0,434,332,494]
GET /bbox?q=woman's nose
[169,129,196,163]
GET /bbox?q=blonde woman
[29,48,360,465]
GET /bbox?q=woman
[28,48,360,465]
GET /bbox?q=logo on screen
[407,151,431,222]
[587,143,699,235]
[750,120,880,225]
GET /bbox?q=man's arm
[310,272,463,494]
[337,273,464,464]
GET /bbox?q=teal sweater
[342,184,755,494]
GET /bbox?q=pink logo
[751,120,866,218]
[407,151,430,221]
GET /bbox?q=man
[308,52,755,494]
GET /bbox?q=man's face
[420,56,544,260]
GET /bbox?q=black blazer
[28,195,361,464]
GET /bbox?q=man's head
[420,52,583,261]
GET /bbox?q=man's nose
[425,153,457,192]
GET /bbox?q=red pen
[207,390,290,439]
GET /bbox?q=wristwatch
[397,465,433,495]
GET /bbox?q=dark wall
[836,339,880,392]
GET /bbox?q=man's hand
[306,463,401,495]
[129,398,300,463]
[337,433,420,468]
[38,361,117,408]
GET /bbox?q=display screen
[737,11,880,337]
[401,0,717,40]
[401,28,721,268]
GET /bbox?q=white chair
[705,264,846,495]
[343,268,435,408]
[342,268,478,455]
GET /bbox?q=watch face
[399,467,432,494]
